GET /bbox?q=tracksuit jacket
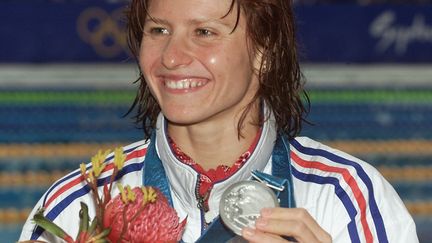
[20,113,418,242]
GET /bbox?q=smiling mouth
[164,78,209,90]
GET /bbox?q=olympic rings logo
[77,7,129,58]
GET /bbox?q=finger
[242,227,288,243]
[261,207,330,240]
[254,217,319,243]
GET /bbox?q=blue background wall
[1,3,432,63]
[1,1,432,242]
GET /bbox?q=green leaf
[88,217,98,235]
[32,208,74,243]
[78,202,90,237]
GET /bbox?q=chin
[163,111,203,126]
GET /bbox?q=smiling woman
[128,0,305,142]
[139,0,258,133]
[19,0,419,243]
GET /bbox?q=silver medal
[219,180,279,236]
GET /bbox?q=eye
[149,27,170,35]
[195,28,214,37]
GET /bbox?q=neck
[167,106,260,171]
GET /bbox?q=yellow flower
[88,171,95,184]
[126,185,136,202]
[141,186,157,205]
[91,149,110,177]
[117,183,127,204]
[113,147,126,170]
[116,184,137,204]
[79,163,87,176]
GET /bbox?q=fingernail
[261,207,271,216]
[243,228,255,237]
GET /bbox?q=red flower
[104,186,186,243]
[20,149,186,243]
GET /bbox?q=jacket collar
[154,110,277,222]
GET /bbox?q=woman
[20,0,418,242]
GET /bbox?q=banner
[295,5,432,62]
[1,2,129,62]
[1,3,432,62]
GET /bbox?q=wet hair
[125,0,309,140]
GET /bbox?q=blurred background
[1,0,432,242]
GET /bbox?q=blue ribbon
[143,131,173,206]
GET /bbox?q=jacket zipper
[195,174,209,232]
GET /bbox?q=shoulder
[289,136,391,210]
[288,136,381,211]
[20,139,151,241]
[43,139,150,209]
[289,136,380,181]
[289,136,418,243]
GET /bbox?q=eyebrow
[145,17,169,25]
[145,17,233,29]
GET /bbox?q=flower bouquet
[20,148,186,243]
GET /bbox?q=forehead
[146,0,237,22]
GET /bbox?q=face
[139,0,260,127]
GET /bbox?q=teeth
[184,80,190,89]
[165,79,206,90]
[176,82,184,89]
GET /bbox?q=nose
[161,35,193,69]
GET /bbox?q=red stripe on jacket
[45,148,147,208]
[291,151,373,243]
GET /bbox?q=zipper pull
[197,191,210,211]
[197,196,205,209]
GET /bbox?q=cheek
[204,46,252,82]
[197,45,221,65]
[138,51,160,98]
[199,47,239,76]
[139,44,160,77]
[209,57,217,65]
[194,46,225,81]
[139,57,151,75]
